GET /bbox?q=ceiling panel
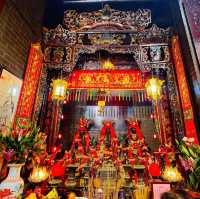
[44,0,173,29]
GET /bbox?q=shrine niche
[41,4,184,150]
[8,5,192,198]
[3,2,200,199]
[43,4,171,72]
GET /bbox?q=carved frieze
[43,24,76,45]
[42,5,171,72]
[140,44,170,63]
[44,44,170,72]
[63,5,151,31]
[43,24,171,46]
[166,66,184,134]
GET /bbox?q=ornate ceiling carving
[43,24,171,46]
[43,5,172,72]
[63,4,151,31]
[44,44,170,72]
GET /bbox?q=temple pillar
[170,0,200,136]
[14,43,43,127]
[160,89,174,144]
[172,36,199,144]
[48,101,61,149]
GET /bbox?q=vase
[0,164,24,196]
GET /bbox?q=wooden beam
[64,0,156,3]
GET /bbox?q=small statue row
[68,117,151,167]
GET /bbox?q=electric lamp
[98,100,106,113]
[68,192,76,199]
[29,166,49,183]
[102,60,115,70]
[153,133,158,139]
[162,166,183,182]
[52,79,68,101]
[149,163,161,177]
[145,78,164,101]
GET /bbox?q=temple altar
[0,3,200,199]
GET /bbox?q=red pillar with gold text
[14,43,43,126]
[172,36,199,144]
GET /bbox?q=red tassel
[165,149,170,166]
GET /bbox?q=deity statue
[97,121,118,161]
[125,120,150,164]
[70,117,91,163]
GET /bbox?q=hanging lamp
[162,166,183,182]
[52,79,68,101]
[145,77,164,101]
[29,166,49,183]
[98,100,106,113]
[102,59,115,70]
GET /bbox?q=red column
[172,36,199,144]
[14,43,43,126]
[0,0,5,13]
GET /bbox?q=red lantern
[149,163,161,177]
[51,162,65,177]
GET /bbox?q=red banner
[67,70,146,90]
[14,43,43,122]
[172,36,198,144]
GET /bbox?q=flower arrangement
[176,137,200,192]
[0,121,43,164]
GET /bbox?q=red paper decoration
[51,162,65,177]
[149,163,161,177]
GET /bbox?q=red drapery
[172,36,199,144]
[67,70,146,90]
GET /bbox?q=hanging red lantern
[149,163,161,177]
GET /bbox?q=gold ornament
[68,192,76,199]
[44,188,59,199]
[25,193,37,199]
[134,186,150,199]
[29,166,49,183]
[145,78,164,101]
[94,178,101,188]
[162,166,183,182]
[98,100,106,113]
[102,60,115,70]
